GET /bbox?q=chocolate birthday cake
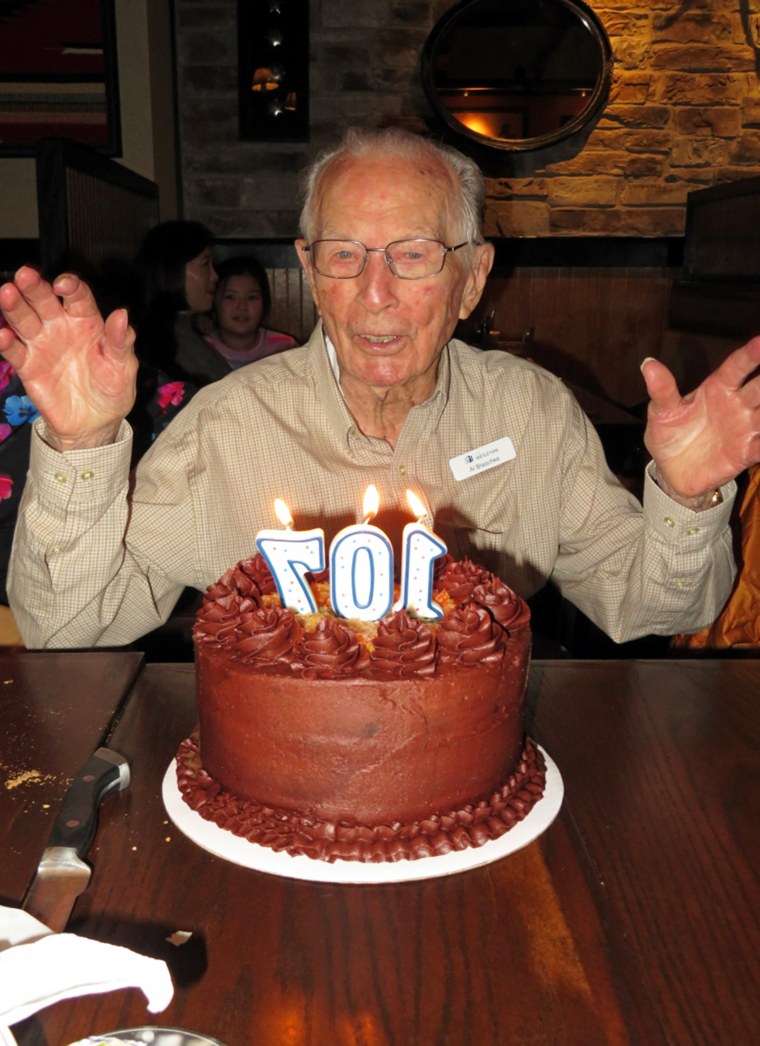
[177,553,545,863]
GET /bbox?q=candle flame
[363,484,379,523]
[406,489,427,522]
[274,498,294,529]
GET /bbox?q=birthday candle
[394,489,447,619]
[330,485,394,621]
[255,498,325,614]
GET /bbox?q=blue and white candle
[394,489,447,619]
[329,485,394,621]
[255,498,325,614]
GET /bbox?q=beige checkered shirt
[9,325,736,648]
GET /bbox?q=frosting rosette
[194,593,258,646]
[435,556,490,604]
[235,605,302,662]
[472,576,531,631]
[291,616,369,678]
[202,568,242,604]
[370,610,436,678]
[233,554,277,597]
[437,602,505,666]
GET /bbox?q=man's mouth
[361,334,399,344]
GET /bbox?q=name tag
[449,437,516,481]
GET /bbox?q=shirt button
[674,579,685,588]
[686,526,701,536]
[664,516,676,528]
[397,464,408,476]
[80,470,94,481]
[51,545,61,553]
[53,472,67,484]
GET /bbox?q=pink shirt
[206,328,297,369]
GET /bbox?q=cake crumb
[4,769,55,790]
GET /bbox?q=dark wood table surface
[0,651,143,905]
[6,657,759,1046]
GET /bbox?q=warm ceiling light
[251,66,280,91]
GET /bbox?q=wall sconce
[238,0,309,142]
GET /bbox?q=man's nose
[356,250,398,306]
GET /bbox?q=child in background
[206,255,298,368]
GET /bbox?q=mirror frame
[421,0,613,153]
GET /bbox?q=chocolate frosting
[370,610,437,678]
[194,593,258,645]
[176,733,546,863]
[437,603,505,666]
[193,553,527,676]
[291,616,369,678]
[234,605,302,662]
[435,555,489,603]
[471,576,531,630]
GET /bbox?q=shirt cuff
[30,418,133,515]
[642,461,735,545]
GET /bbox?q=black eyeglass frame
[301,238,472,279]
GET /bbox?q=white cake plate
[161,744,563,884]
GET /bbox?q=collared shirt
[9,324,736,648]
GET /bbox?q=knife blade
[22,746,130,932]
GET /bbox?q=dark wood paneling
[473,264,676,407]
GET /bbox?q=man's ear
[295,239,321,311]
[458,242,495,321]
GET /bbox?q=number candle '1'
[393,489,447,618]
[330,485,394,621]
[255,498,325,614]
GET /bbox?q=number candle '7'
[255,498,325,614]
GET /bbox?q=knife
[22,746,131,932]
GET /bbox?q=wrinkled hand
[0,267,137,450]
[641,337,760,502]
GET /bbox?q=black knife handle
[47,746,131,855]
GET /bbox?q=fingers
[714,335,760,391]
[0,324,26,369]
[0,266,60,336]
[0,267,102,338]
[640,356,681,411]
[52,271,102,319]
[103,308,135,355]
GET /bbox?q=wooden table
[0,651,143,905]
[7,658,760,1046]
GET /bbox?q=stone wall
[175,0,760,238]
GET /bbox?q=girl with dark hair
[206,255,297,368]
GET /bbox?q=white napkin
[0,906,173,1046]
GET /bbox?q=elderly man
[1,127,758,648]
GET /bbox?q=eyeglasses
[302,238,471,280]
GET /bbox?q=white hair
[299,127,486,247]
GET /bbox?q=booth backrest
[36,138,159,278]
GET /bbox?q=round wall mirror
[422,0,613,152]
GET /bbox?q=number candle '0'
[394,489,447,619]
[255,498,325,614]
[329,485,394,621]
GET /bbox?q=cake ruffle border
[175,734,546,864]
